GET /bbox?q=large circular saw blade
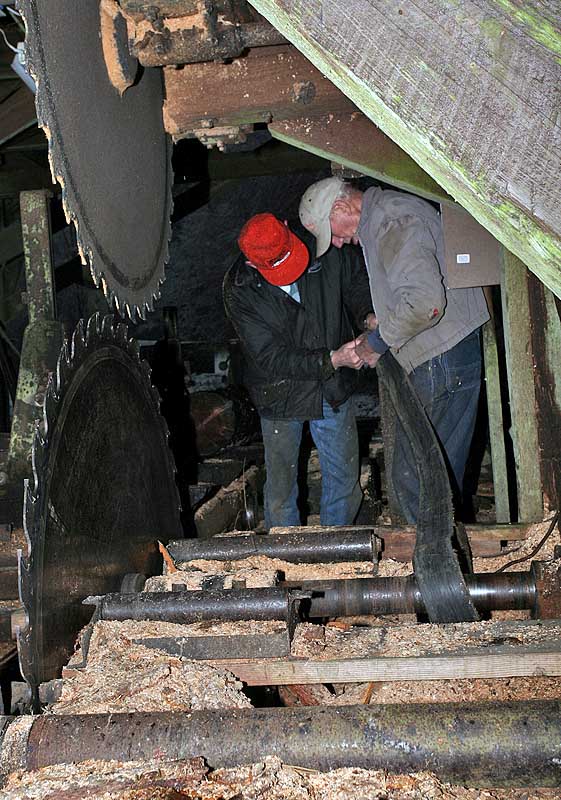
[17,313,182,691]
[18,0,173,318]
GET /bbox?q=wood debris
[292,618,561,660]
[183,556,375,582]
[52,621,251,715]
[1,755,558,800]
[145,566,279,591]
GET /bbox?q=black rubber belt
[376,351,478,622]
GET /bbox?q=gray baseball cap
[299,176,345,257]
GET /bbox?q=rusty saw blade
[17,313,182,693]
[18,0,173,318]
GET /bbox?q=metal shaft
[2,702,560,786]
[167,529,378,565]
[93,572,536,623]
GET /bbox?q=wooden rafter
[247,0,561,299]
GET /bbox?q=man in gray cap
[299,177,489,522]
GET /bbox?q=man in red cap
[224,212,374,529]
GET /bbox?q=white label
[456,254,471,264]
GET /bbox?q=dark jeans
[393,330,482,524]
[260,399,362,529]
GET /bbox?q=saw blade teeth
[86,312,102,346]
[128,337,140,360]
[70,319,87,362]
[42,380,58,439]
[115,322,129,348]
[101,315,115,341]
[22,478,38,556]
[55,341,71,395]
[31,429,47,490]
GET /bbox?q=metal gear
[17,313,182,692]
[17,0,174,319]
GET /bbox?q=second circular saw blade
[18,0,173,318]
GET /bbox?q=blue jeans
[392,330,482,524]
[260,399,362,529]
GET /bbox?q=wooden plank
[380,523,530,561]
[163,45,356,138]
[247,0,561,300]
[500,250,543,521]
[481,317,511,523]
[269,112,450,205]
[0,86,36,147]
[219,649,561,685]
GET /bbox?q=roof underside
[248,0,561,299]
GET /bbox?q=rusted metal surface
[133,17,286,66]
[167,528,380,565]
[100,0,139,94]
[90,571,537,623]
[1,702,561,785]
[532,559,561,620]
[17,314,182,694]
[7,191,63,481]
[163,45,356,139]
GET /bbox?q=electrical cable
[494,512,560,573]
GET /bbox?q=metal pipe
[93,572,537,623]
[2,702,560,786]
[134,21,286,67]
[167,529,378,565]
[92,587,292,622]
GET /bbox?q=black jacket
[223,228,373,420]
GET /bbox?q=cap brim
[314,218,332,257]
[257,230,309,286]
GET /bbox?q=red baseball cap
[238,213,309,286]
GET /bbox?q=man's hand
[354,334,381,368]
[331,341,364,370]
[363,313,378,332]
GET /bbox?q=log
[2,702,561,786]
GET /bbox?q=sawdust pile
[145,566,279,591]
[2,755,557,800]
[178,556,375,582]
[292,618,561,659]
[51,621,251,715]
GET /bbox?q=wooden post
[500,249,543,521]
[481,316,510,523]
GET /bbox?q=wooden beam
[0,86,36,147]
[163,45,356,139]
[269,112,450,204]
[247,0,561,299]
[500,250,543,521]
[381,523,530,561]
[219,649,561,686]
